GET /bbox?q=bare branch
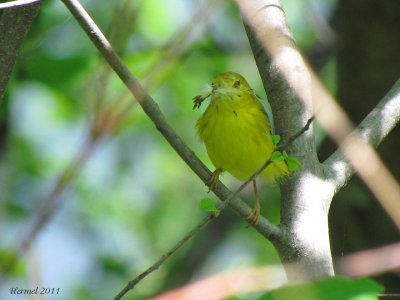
[277,116,314,151]
[323,78,400,194]
[0,0,42,10]
[0,0,42,102]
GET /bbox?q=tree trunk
[242,1,335,280]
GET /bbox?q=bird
[193,72,289,225]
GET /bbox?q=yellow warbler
[193,72,289,225]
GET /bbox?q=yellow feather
[196,72,289,182]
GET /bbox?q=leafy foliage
[270,150,302,171]
[259,277,384,300]
[282,151,302,171]
[199,197,220,214]
[268,134,281,145]
[270,151,285,162]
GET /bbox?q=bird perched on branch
[193,72,290,225]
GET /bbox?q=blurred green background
[1,0,399,299]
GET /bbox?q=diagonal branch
[323,77,400,194]
[0,0,43,102]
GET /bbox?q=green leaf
[98,256,127,276]
[259,277,384,300]
[270,151,284,162]
[199,198,220,215]
[267,134,281,145]
[285,156,302,171]
[282,150,289,159]
[0,249,25,277]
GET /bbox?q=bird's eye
[232,80,241,88]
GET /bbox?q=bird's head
[211,72,251,93]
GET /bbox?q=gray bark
[0,1,43,102]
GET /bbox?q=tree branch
[323,77,400,194]
[0,0,43,102]
[0,0,42,10]
[238,1,337,279]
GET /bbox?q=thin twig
[0,0,42,10]
[277,116,314,151]
[114,117,313,299]
[114,213,218,300]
